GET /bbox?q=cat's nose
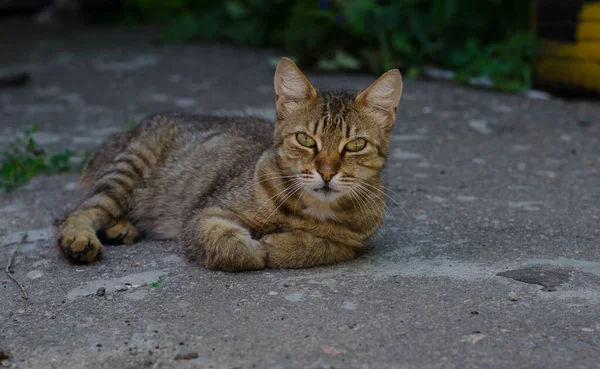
[318,169,338,183]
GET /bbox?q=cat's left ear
[355,69,403,130]
[274,58,317,119]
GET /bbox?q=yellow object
[537,2,600,92]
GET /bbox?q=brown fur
[55,58,403,271]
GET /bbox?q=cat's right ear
[274,58,317,119]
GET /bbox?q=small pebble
[174,352,199,360]
[96,287,106,297]
[508,291,519,301]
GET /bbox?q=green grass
[119,0,536,93]
[125,116,138,131]
[0,125,92,192]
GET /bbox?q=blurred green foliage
[0,126,91,192]
[121,0,536,92]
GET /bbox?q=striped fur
[56,58,402,271]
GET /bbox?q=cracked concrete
[1,21,599,369]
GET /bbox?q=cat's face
[273,58,402,204]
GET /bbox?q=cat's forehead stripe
[317,90,355,136]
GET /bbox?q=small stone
[469,120,493,135]
[174,352,199,360]
[96,287,106,297]
[462,333,487,344]
[322,345,344,356]
[508,291,519,301]
[525,90,550,100]
[267,291,278,296]
[27,270,44,279]
[472,158,486,165]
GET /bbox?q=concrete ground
[1,21,599,369]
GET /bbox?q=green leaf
[406,66,421,80]
[160,13,202,43]
[225,1,247,19]
[225,19,267,46]
[450,50,471,67]
[391,33,413,55]
[343,0,374,35]
[443,0,459,21]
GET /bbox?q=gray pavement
[1,21,599,369]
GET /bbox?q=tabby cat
[55,58,403,271]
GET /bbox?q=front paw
[205,238,267,272]
[104,219,140,245]
[56,225,104,263]
[260,233,298,269]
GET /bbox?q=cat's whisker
[253,180,303,217]
[346,189,360,214]
[352,186,382,224]
[347,188,368,220]
[259,183,305,230]
[354,179,413,226]
[348,187,377,223]
[237,174,297,195]
[369,176,410,204]
[354,182,402,228]
[354,184,396,226]
[294,185,309,211]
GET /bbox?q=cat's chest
[300,205,337,221]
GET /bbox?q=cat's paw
[210,238,266,272]
[191,210,268,272]
[259,233,292,268]
[57,226,104,263]
[200,235,266,272]
[105,220,140,245]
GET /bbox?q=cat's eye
[345,138,367,152]
[296,132,316,148]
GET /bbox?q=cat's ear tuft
[274,58,317,119]
[355,69,403,129]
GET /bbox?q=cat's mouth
[313,186,338,195]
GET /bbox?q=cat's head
[272,57,402,204]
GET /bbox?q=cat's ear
[355,69,403,129]
[274,58,317,119]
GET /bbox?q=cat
[55,58,403,271]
